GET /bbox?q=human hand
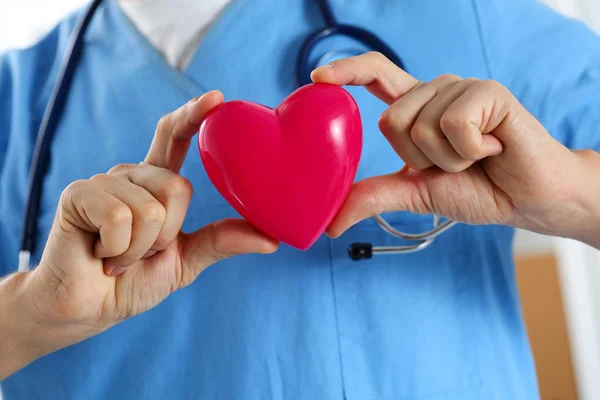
[312,52,599,244]
[15,92,279,369]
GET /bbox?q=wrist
[0,271,50,379]
[566,149,600,248]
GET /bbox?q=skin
[311,52,600,248]
[0,91,279,379]
[2,51,599,380]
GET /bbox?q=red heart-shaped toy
[198,83,362,250]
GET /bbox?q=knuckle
[439,111,472,143]
[140,201,167,224]
[479,79,505,93]
[58,180,91,230]
[156,115,172,134]
[89,173,106,182]
[440,113,482,161]
[163,175,193,198]
[434,73,462,85]
[107,205,133,226]
[366,51,386,63]
[61,179,87,200]
[409,121,432,145]
[89,173,116,184]
[462,77,480,85]
[209,221,236,261]
[107,163,135,176]
[378,110,401,137]
[59,180,90,213]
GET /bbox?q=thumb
[326,168,432,238]
[180,219,279,278]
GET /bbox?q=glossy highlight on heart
[198,83,362,250]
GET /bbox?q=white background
[0,0,599,399]
[0,0,89,51]
[545,2,600,399]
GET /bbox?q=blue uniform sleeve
[0,15,80,276]
[0,54,12,175]
[0,8,83,177]
[476,0,600,151]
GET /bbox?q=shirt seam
[471,0,494,80]
[328,239,348,400]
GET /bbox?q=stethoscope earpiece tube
[297,0,407,87]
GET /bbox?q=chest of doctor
[0,2,531,399]
[36,0,494,245]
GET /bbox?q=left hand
[311,52,599,244]
[8,93,278,377]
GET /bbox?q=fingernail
[143,250,157,259]
[311,63,335,81]
[111,267,127,277]
[104,260,125,277]
[312,63,335,72]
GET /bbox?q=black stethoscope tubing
[18,0,450,271]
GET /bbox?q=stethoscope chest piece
[347,215,457,261]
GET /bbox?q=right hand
[23,91,279,361]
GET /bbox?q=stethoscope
[18,0,456,271]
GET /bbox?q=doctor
[1,0,600,399]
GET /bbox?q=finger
[59,180,133,260]
[411,78,479,172]
[178,219,279,286]
[439,82,504,162]
[326,168,433,238]
[145,90,224,172]
[88,174,167,274]
[442,80,515,153]
[108,163,193,253]
[378,74,462,170]
[310,51,421,105]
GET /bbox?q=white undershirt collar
[119,0,232,70]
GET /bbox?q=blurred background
[1,1,599,399]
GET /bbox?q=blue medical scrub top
[1,0,600,399]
